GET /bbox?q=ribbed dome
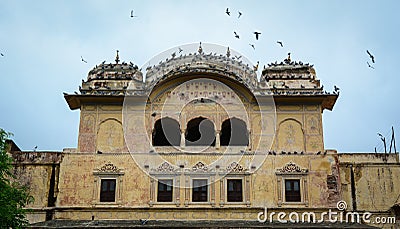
[87,61,142,82]
[79,51,144,96]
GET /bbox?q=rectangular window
[192,179,208,202]
[100,179,116,202]
[285,179,301,202]
[157,179,173,202]
[227,179,243,202]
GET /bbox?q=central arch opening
[185,117,215,146]
[220,118,249,146]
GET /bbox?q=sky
[0,0,399,153]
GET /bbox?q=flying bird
[277,41,283,47]
[130,10,137,18]
[178,47,183,53]
[34,146,38,151]
[234,31,240,39]
[238,11,242,18]
[81,56,87,63]
[225,8,230,16]
[249,44,255,50]
[367,61,375,69]
[254,31,261,40]
[0,53,4,57]
[366,50,375,63]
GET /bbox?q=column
[180,129,185,148]
[215,130,221,149]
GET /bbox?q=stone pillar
[247,129,251,151]
[180,129,185,148]
[215,130,221,149]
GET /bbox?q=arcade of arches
[152,117,249,147]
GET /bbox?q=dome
[79,50,143,96]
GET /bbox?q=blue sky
[0,0,399,152]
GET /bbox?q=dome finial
[115,50,120,64]
[198,42,203,54]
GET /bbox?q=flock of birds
[225,7,267,51]
[267,150,328,156]
[76,7,377,73]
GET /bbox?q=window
[192,179,208,202]
[152,118,181,146]
[220,118,248,146]
[186,117,215,146]
[285,179,301,202]
[227,179,243,202]
[157,179,173,202]
[100,179,116,202]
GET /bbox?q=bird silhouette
[334,85,340,92]
[277,41,283,47]
[253,61,259,71]
[81,56,87,63]
[97,150,103,154]
[238,11,242,18]
[130,10,137,18]
[178,47,183,53]
[254,31,261,40]
[316,151,321,155]
[249,44,255,50]
[226,8,230,16]
[234,31,240,39]
[366,50,375,63]
[0,53,4,57]
[34,146,38,152]
[367,61,375,69]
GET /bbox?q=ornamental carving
[154,161,176,172]
[276,162,308,174]
[94,162,123,174]
[226,162,245,172]
[192,161,208,172]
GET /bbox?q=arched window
[220,118,248,146]
[152,118,181,146]
[185,117,215,146]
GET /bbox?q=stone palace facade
[7,44,400,228]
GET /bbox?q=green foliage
[0,129,34,228]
